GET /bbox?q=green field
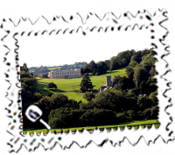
[23,119,160,134]
[36,68,127,103]
[47,67,62,70]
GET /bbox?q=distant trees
[81,60,108,76]
[29,62,88,74]
[34,66,50,74]
[80,73,93,92]
[46,82,57,89]
[110,50,135,70]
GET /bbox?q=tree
[137,96,153,110]
[89,60,97,73]
[83,92,95,101]
[126,66,134,80]
[80,73,93,92]
[49,93,69,109]
[149,91,158,106]
[80,108,116,126]
[104,60,110,70]
[149,66,156,77]
[117,76,134,90]
[127,110,135,121]
[20,63,40,129]
[128,61,138,68]
[133,67,149,89]
[96,61,108,74]
[112,75,121,87]
[90,89,124,112]
[38,97,51,111]
[46,82,57,89]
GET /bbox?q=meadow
[36,68,127,103]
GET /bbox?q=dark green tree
[112,75,121,87]
[137,96,153,110]
[49,93,69,109]
[104,60,110,70]
[38,97,51,111]
[83,92,95,101]
[89,60,97,73]
[46,82,57,89]
[133,67,149,89]
[117,76,134,90]
[80,73,93,92]
[149,91,158,106]
[126,66,134,80]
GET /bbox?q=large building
[48,69,81,79]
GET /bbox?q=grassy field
[36,68,127,103]
[47,67,62,70]
[23,119,160,134]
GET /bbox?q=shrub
[137,96,153,110]
[46,82,57,89]
[83,92,95,101]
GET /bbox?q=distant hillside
[29,62,87,74]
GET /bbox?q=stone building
[99,76,113,92]
[48,69,81,79]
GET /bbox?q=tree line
[80,49,156,76]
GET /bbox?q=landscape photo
[21,48,160,133]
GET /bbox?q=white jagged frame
[1,9,173,152]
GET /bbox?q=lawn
[22,119,160,134]
[36,68,127,103]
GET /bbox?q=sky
[18,26,152,68]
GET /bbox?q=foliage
[80,108,116,126]
[80,73,93,92]
[30,62,88,74]
[117,76,134,90]
[110,50,135,70]
[133,67,149,89]
[24,48,159,131]
[137,96,153,110]
[46,82,57,89]
[112,75,121,87]
[81,60,108,76]
[149,91,158,106]
[83,92,95,101]
[126,66,134,80]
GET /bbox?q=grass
[47,67,62,70]
[22,119,160,134]
[36,68,127,103]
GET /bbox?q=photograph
[19,22,161,133]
